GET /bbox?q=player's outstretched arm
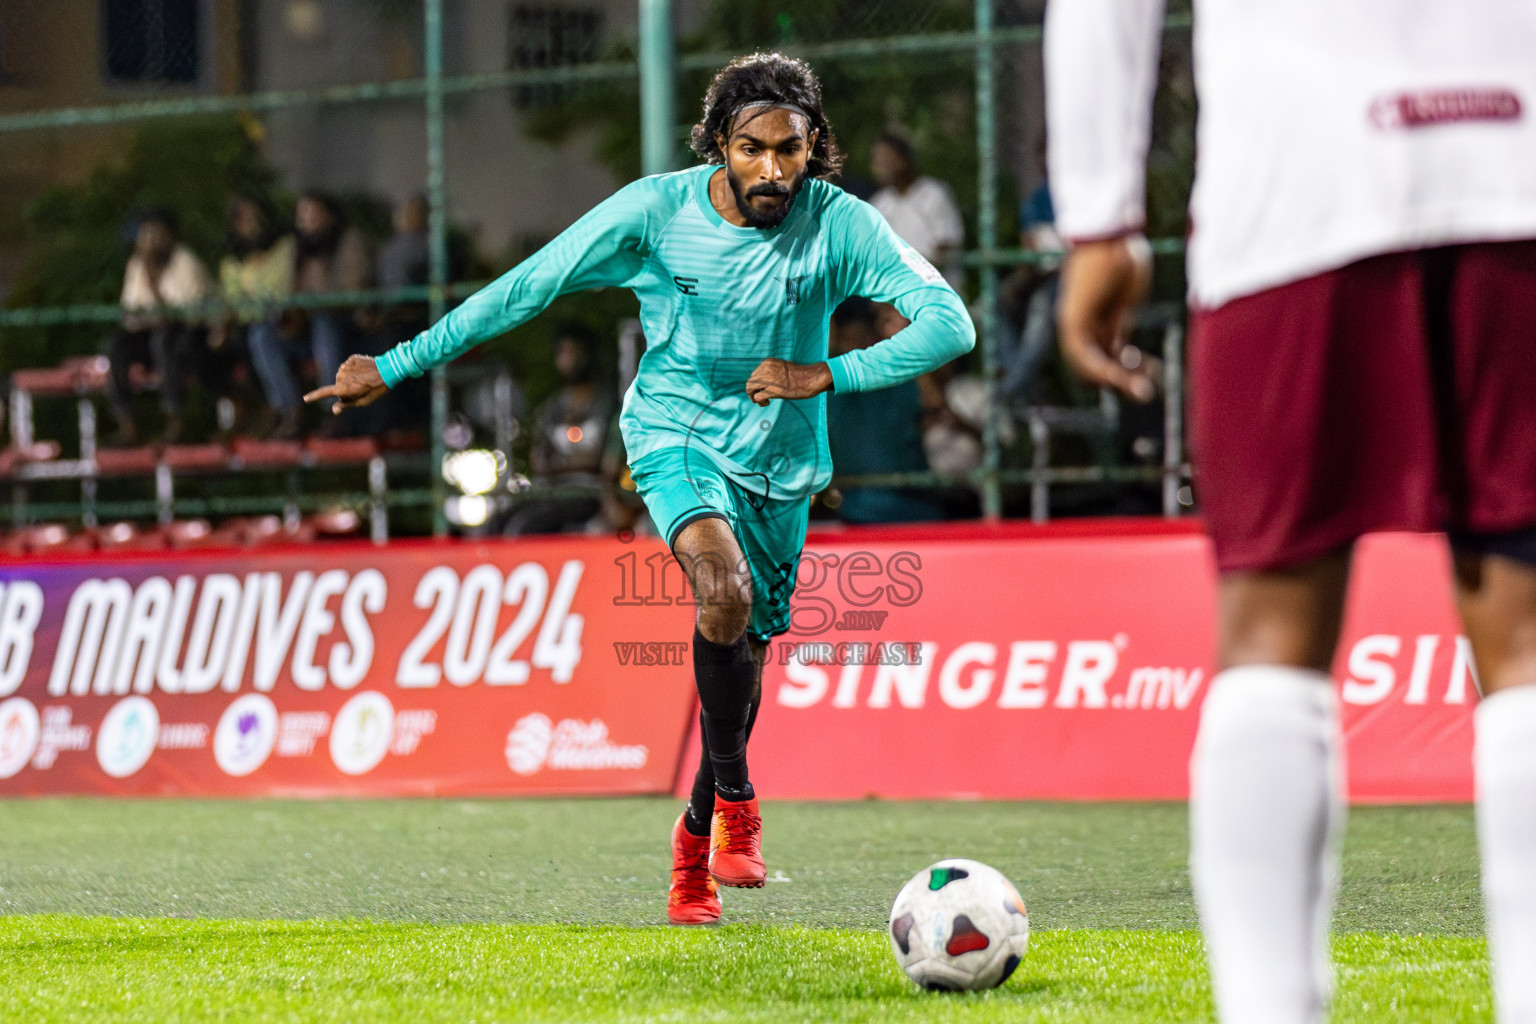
[1057,235,1155,402]
[304,354,389,412]
[355,180,659,400]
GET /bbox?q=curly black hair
[690,52,843,178]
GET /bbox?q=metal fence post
[639,0,676,177]
[1161,320,1185,517]
[974,0,1003,520]
[425,0,449,537]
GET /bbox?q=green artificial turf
[0,798,1482,933]
[0,799,1490,1021]
[0,918,1491,1023]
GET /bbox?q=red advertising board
[0,538,699,796]
[0,523,1476,802]
[680,524,1473,804]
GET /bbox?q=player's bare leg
[671,517,766,894]
[1216,554,1351,672]
[1455,548,1536,1024]
[1191,551,1351,1024]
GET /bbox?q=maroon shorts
[1190,240,1536,572]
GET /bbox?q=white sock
[1190,666,1343,1024]
[1476,685,1536,1024]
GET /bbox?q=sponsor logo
[33,706,91,769]
[506,713,553,775]
[0,697,41,778]
[1341,633,1481,706]
[276,711,331,757]
[504,713,648,775]
[673,276,699,295]
[781,274,806,305]
[157,723,209,749]
[898,245,946,285]
[329,691,395,776]
[214,694,279,777]
[775,636,1209,712]
[1370,87,1522,129]
[95,696,160,778]
[389,709,437,755]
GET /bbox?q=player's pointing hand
[1057,235,1156,403]
[745,358,834,406]
[304,354,390,413]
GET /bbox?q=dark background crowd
[103,190,435,447]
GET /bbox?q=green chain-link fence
[0,0,1193,536]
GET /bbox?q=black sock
[692,626,759,802]
[684,711,715,837]
[683,687,762,837]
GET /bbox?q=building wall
[0,0,805,295]
[0,0,244,294]
[252,0,709,264]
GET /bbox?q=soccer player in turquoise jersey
[308,53,974,926]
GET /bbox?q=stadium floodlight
[444,494,490,528]
[441,449,504,496]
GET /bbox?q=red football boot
[667,813,721,926]
[709,796,766,888]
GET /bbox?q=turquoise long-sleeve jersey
[377,164,975,500]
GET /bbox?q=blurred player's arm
[307,185,654,410]
[1046,0,1163,402]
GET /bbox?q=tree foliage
[2,117,284,374]
[522,0,997,243]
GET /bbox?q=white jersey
[870,176,965,265]
[1045,0,1536,308]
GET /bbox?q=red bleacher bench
[231,437,305,469]
[162,443,231,471]
[91,521,166,551]
[11,356,110,397]
[1,524,71,556]
[94,446,159,476]
[161,519,217,549]
[304,437,381,464]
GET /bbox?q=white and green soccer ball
[888,858,1030,991]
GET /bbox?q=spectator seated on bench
[107,209,213,447]
[247,193,373,439]
[211,195,296,440]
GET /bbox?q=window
[103,0,200,85]
[508,4,603,109]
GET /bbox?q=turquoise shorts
[629,446,808,642]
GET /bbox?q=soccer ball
[888,858,1030,991]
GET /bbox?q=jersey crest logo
[673,276,700,295]
[782,275,806,306]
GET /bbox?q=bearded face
[717,106,817,229]
[725,162,807,228]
